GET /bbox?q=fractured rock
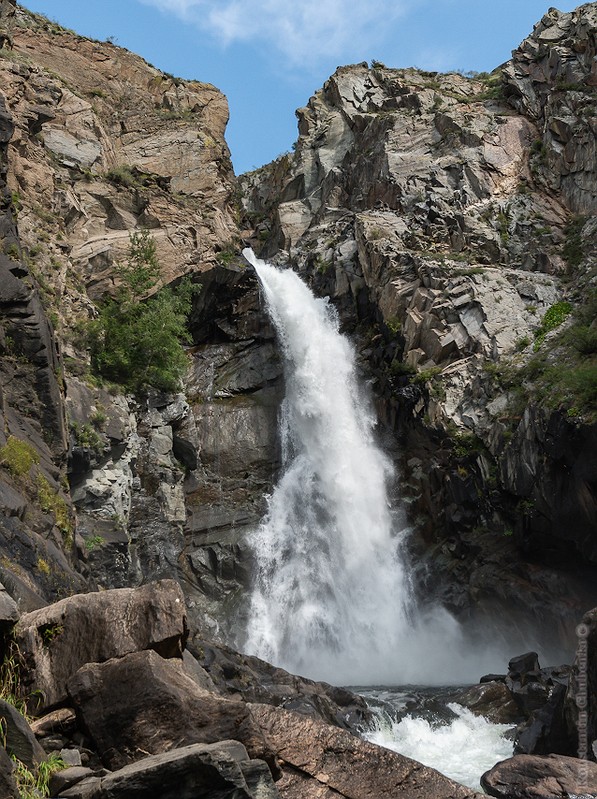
[97,741,279,799]
[15,580,187,711]
[0,699,46,770]
[67,649,277,773]
[250,703,482,799]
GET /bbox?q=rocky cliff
[242,3,597,649]
[0,0,595,666]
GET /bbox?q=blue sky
[23,1,579,175]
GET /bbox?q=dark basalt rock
[190,638,372,731]
[454,681,522,724]
[0,699,45,770]
[97,741,279,799]
[0,745,18,799]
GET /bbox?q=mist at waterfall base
[241,249,512,687]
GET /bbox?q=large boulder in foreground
[481,753,597,798]
[97,741,279,799]
[67,649,277,774]
[15,580,187,712]
[249,703,483,799]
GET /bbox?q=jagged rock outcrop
[0,3,261,625]
[241,4,597,637]
[0,74,85,608]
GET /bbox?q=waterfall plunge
[242,249,500,686]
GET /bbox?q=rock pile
[0,579,483,798]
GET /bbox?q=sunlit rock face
[240,5,597,646]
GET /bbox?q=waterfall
[241,249,504,686]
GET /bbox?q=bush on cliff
[86,230,198,393]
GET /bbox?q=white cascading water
[241,249,509,686]
[365,702,513,789]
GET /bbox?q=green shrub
[562,216,585,269]
[105,165,138,188]
[12,752,66,798]
[567,325,597,355]
[36,474,72,540]
[0,437,39,476]
[533,301,572,350]
[86,230,199,393]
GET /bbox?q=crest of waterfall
[241,249,508,685]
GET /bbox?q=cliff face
[242,4,597,642]
[0,0,259,625]
[0,0,595,656]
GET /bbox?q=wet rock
[250,703,483,799]
[15,580,187,711]
[454,681,521,724]
[97,741,279,799]
[67,649,277,773]
[481,753,597,798]
[190,639,372,731]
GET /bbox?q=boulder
[481,753,597,798]
[97,741,279,799]
[454,681,521,724]
[0,582,18,626]
[67,649,277,774]
[0,745,18,799]
[49,766,94,797]
[0,699,46,770]
[14,580,187,711]
[249,704,483,799]
[190,639,372,730]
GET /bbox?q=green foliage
[452,431,484,459]
[562,216,585,269]
[39,623,64,647]
[70,421,102,451]
[413,366,443,384]
[385,316,402,335]
[215,248,237,266]
[87,230,198,393]
[533,301,572,350]
[515,335,531,352]
[0,437,39,477]
[104,165,138,188]
[12,752,66,798]
[36,474,72,541]
[84,535,105,552]
[0,649,27,716]
[389,360,415,377]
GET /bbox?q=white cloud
[141,0,410,65]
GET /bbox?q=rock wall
[0,0,595,659]
[241,5,597,644]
